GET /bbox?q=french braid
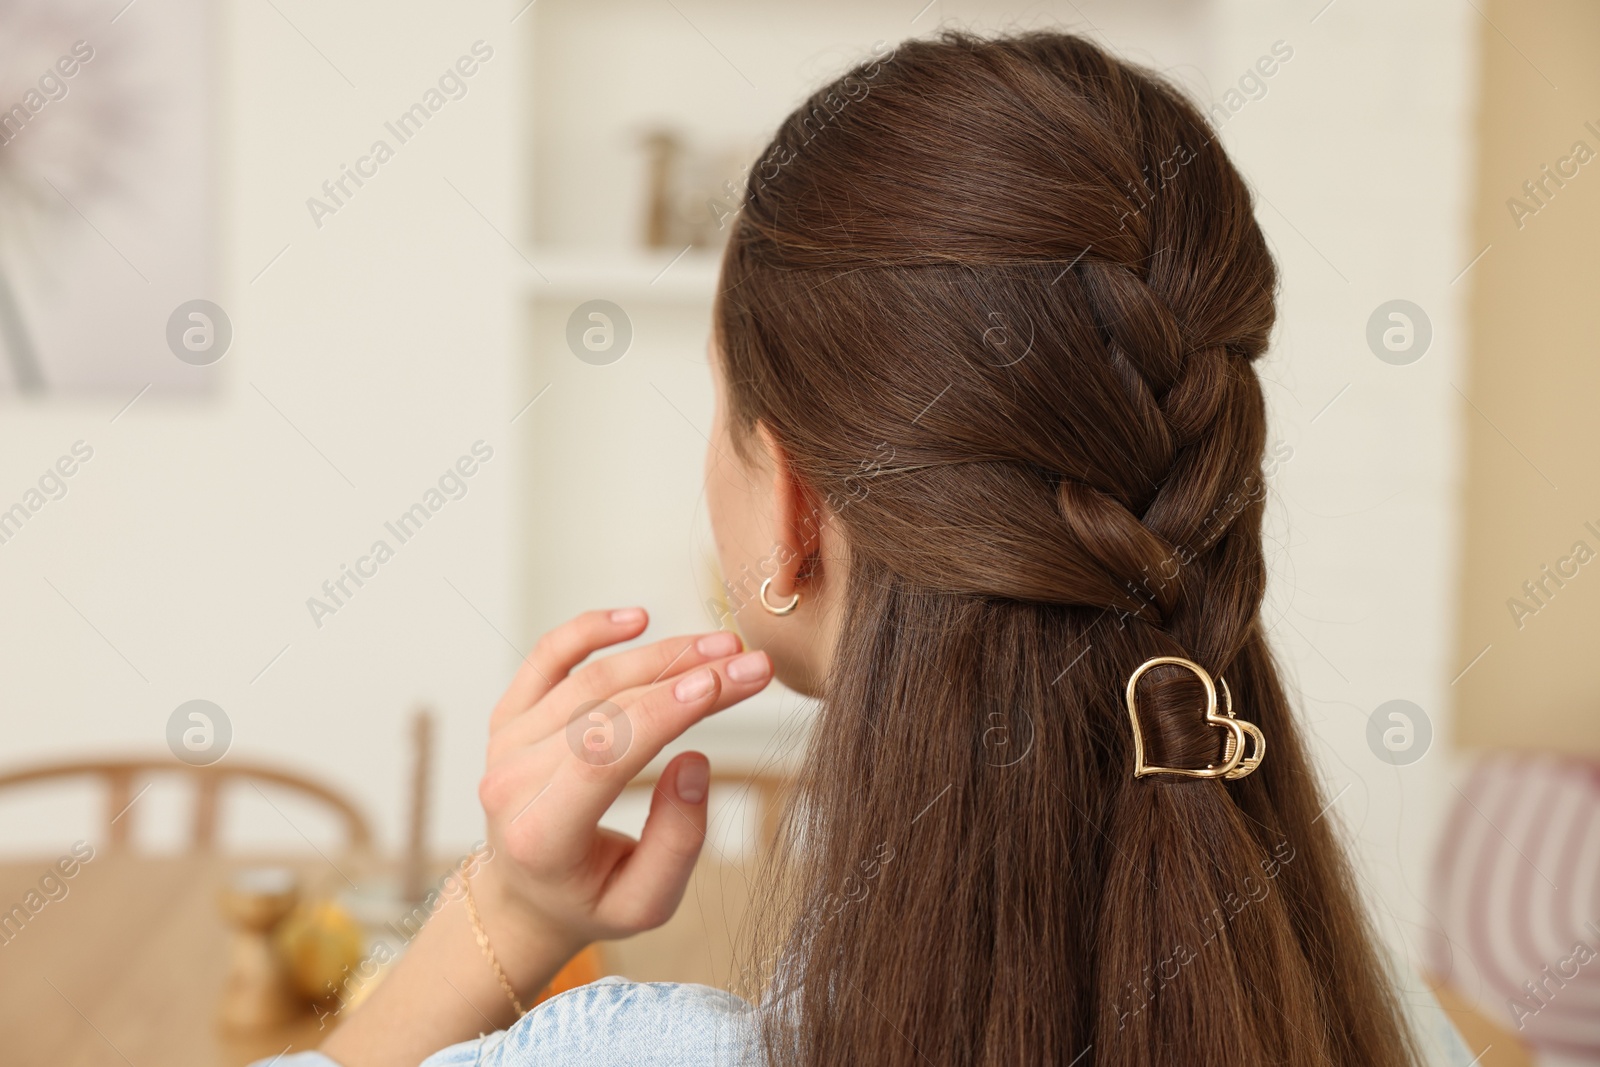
[720,30,1422,1067]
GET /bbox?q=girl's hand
[470,607,773,984]
[319,608,769,1066]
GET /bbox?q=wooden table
[0,852,752,1067]
[2,853,327,1067]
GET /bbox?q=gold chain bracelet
[460,865,527,1017]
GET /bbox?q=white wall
[1208,0,1477,970]
[0,0,521,854]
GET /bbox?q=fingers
[497,629,745,749]
[596,752,710,931]
[490,608,649,733]
[531,649,773,864]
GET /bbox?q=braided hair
[717,31,1422,1067]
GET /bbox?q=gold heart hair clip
[1125,656,1265,780]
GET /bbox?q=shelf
[523,245,723,303]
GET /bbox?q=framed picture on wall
[0,0,220,396]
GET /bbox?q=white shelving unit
[511,4,833,768]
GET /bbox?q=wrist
[466,861,588,997]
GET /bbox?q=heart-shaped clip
[1125,656,1266,781]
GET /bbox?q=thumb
[601,752,710,931]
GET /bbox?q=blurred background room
[0,0,1595,1064]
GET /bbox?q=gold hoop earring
[759,576,800,616]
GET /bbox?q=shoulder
[422,976,763,1067]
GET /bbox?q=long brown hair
[714,30,1420,1067]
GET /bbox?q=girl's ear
[756,422,829,594]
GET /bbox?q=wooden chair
[601,767,792,987]
[0,757,373,853]
[1427,752,1600,1064]
[624,767,792,855]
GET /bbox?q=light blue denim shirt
[258,966,1481,1067]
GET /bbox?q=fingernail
[610,607,645,625]
[674,668,716,702]
[696,631,740,657]
[726,650,771,682]
[677,760,709,804]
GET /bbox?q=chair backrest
[625,767,792,856]
[1428,752,1600,1060]
[601,767,792,987]
[0,757,372,853]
